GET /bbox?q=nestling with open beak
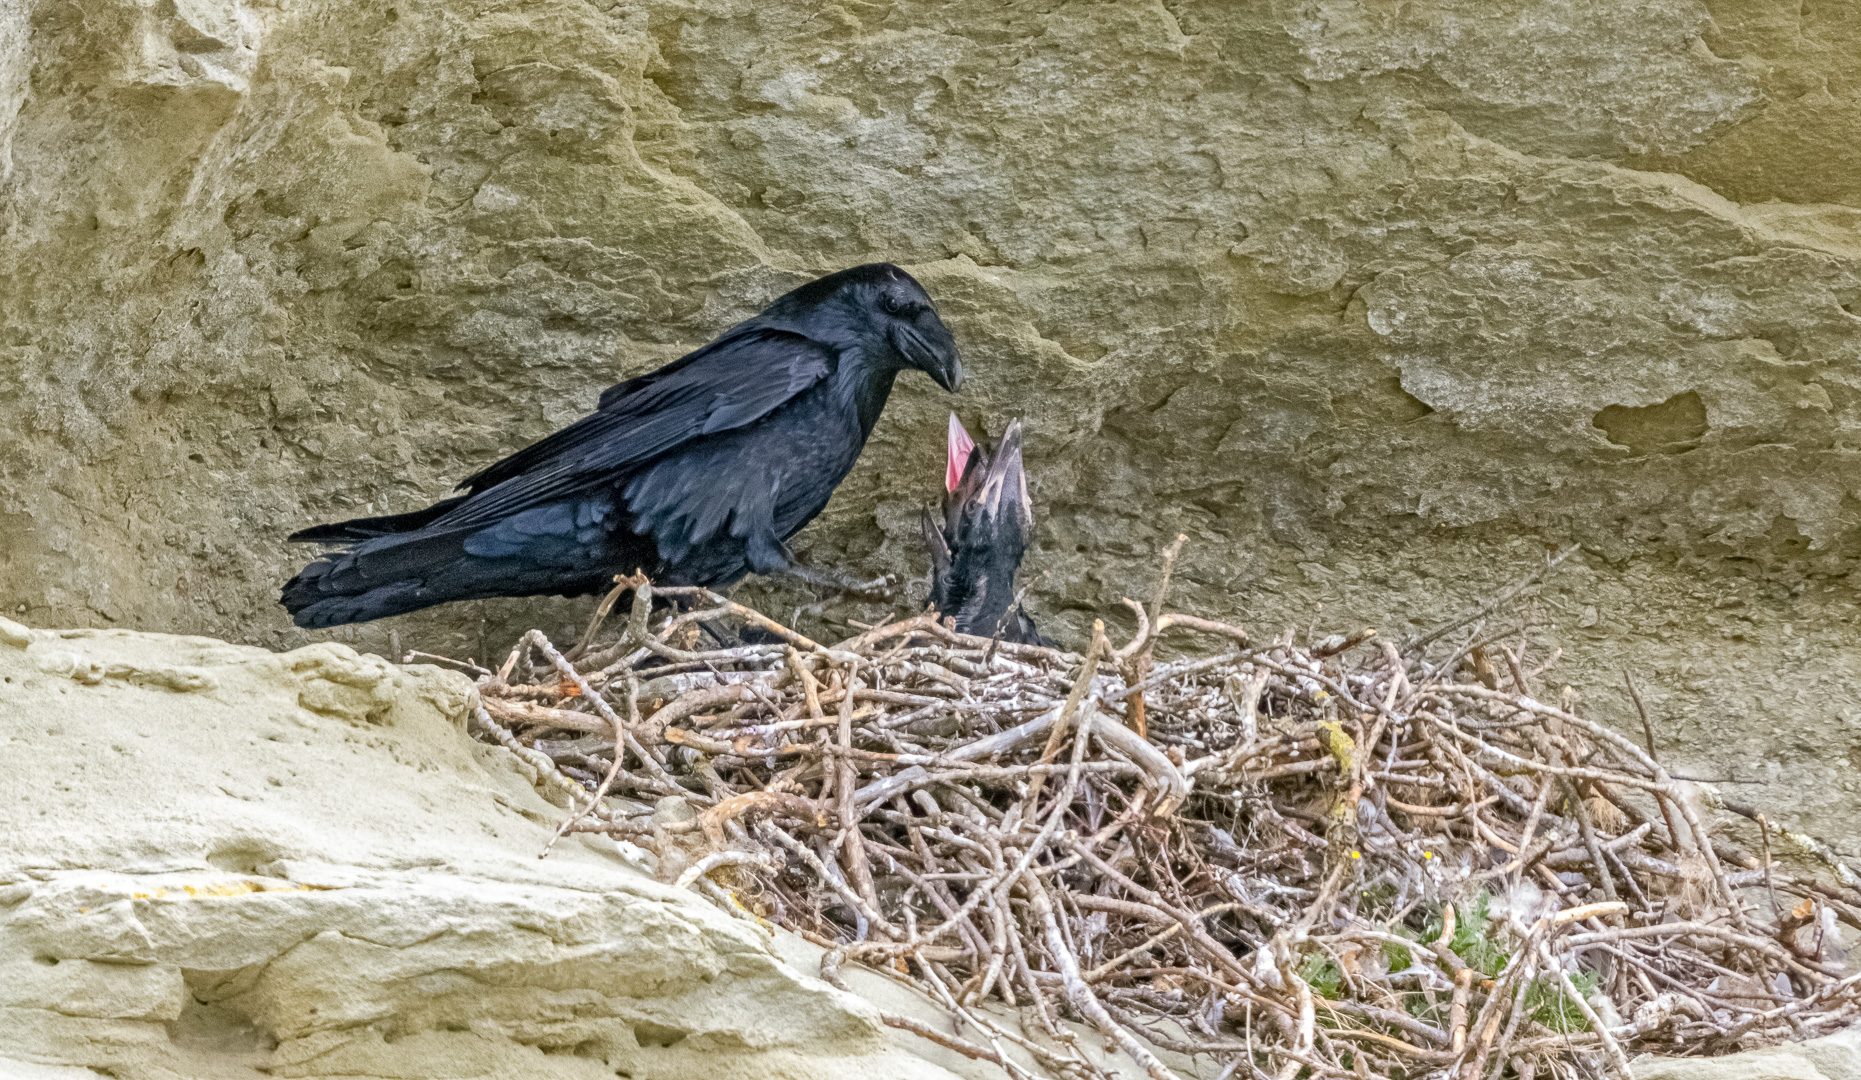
[922,414,1053,646]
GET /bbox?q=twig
[1622,669,1658,763]
[1404,544,1579,656]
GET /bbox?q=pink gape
[945,413,976,493]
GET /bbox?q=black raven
[922,414,1052,646]
[282,263,962,629]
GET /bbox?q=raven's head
[778,263,963,392]
[923,415,1050,645]
[871,266,963,393]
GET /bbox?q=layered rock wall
[2,0,1860,846]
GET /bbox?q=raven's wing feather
[622,436,791,574]
[284,327,836,625]
[439,328,835,528]
[288,494,471,542]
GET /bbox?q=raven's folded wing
[437,327,835,528]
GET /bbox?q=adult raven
[922,414,1052,646]
[282,263,962,628]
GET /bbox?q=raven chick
[283,263,962,628]
[922,414,1052,646]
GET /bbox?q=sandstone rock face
[2,0,1860,850]
[1635,1026,1861,1080]
[0,618,979,1080]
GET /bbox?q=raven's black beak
[894,314,964,393]
[930,351,964,393]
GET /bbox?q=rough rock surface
[0,616,1019,1080]
[2,0,1860,851]
[1635,1027,1861,1080]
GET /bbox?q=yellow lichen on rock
[1315,719,1355,774]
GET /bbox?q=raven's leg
[770,565,898,601]
[744,530,897,601]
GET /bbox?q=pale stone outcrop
[1636,1026,1861,1080]
[0,618,992,1079]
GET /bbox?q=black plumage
[922,415,1052,646]
[282,263,962,628]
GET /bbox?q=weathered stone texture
[0,619,972,1078]
[3,0,1861,847]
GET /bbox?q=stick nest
[452,561,1861,1080]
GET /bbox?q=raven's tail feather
[280,543,615,628]
[281,514,635,628]
[280,560,450,629]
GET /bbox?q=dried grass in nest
[440,552,1861,1080]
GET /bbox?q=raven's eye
[881,291,919,317]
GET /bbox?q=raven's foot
[773,566,899,601]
